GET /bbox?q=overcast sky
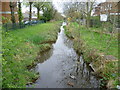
[22,0,106,13]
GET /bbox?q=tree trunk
[29,2,32,22]
[37,8,40,20]
[18,2,22,26]
[86,15,90,28]
[9,2,16,24]
[85,1,93,28]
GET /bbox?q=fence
[2,23,25,32]
[2,20,45,32]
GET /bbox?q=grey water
[28,22,100,88]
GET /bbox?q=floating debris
[69,74,76,80]
[89,63,95,72]
[67,81,74,87]
[70,75,76,80]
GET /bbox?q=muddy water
[28,22,100,88]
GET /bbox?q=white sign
[100,14,108,22]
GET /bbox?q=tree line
[8,1,63,24]
[63,1,96,28]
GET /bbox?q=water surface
[28,22,100,88]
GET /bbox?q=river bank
[2,21,61,88]
[64,22,119,89]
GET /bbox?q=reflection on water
[38,49,53,63]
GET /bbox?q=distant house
[0,2,18,24]
[93,2,120,16]
[23,10,37,21]
[93,1,120,29]
[93,6,100,16]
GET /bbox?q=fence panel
[2,20,45,32]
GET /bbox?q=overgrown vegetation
[2,21,61,88]
[65,22,118,88]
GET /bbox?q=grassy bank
[65,22,118,88]
[2,21,61,88]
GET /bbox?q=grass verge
[2,21,61,88]
[65,22,119,88]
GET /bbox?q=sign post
[100,14,108,22]
[100,14,108,31]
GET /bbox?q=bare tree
[75,1,96,28]
[63,1,96,27]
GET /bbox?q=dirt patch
[39,40,56,45]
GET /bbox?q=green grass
[80,29,118,58]
[72,22,118,58]
[2,21,61,88]
[79,27,118,88]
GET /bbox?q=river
[28,22,100,88]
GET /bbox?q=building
[93,2,120,16]
[93,1,120,29]
[0,1,18,24]
[93,6,100,16]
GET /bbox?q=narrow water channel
[28,22,100,88]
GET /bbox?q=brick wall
[0,2,18,23]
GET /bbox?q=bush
[90,16,102,28]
